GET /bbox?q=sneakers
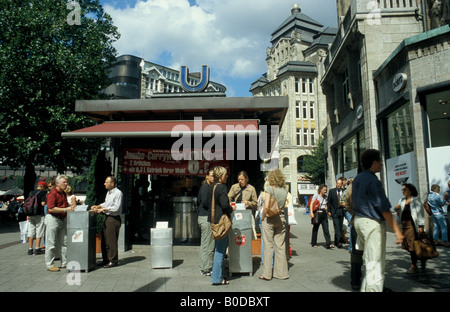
[201,270,211,276]
[27,248,42,255]
[47,265,60,272]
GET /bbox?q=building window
[425,90,450,148]
[342,69,349,106]
[296,128,302,146]
[310,102,315,120]
[302,78,307,94]
[386,104,414,158]
[296,101,300,119]
[295,78,300,93]
[283,157,290,169]
[311,129,316,146]
[303,101,308,119]
[303,129,309,146]
[309,78,314,94]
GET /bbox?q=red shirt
[46,188,69,218]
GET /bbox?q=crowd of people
[196,151,450,290]
[2,175,123,272]
[307,149,450,291]
[3,150,449,291]
[197,167,291,285]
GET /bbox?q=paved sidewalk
[0,208,449,294]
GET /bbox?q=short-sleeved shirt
[264,185,288,211]
[311,193,328,211]
[46,188,69,218]
[352,170,391,221]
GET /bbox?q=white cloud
[103,0,337,94]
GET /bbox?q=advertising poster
[386,151,417,212]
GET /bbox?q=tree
[303,136,326,185]
[0,0,120,196]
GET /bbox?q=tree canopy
[302,136,326,186]
[0,0,120,193]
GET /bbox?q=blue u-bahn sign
[180,65,210,93]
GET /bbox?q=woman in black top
[208,166,233,285]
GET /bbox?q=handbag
[211,184,232,240]
[311,211,321,225]
[266,186,281,217]
[312,199,321,212]
[413,233,438,260]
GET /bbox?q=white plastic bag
[19,220,29,243]
[287,204,297,225]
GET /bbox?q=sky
[99,0,338,97]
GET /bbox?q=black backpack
[23,190,42,216]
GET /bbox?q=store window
[386,104,414,158]
[426,90,450,147]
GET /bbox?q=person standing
[92,176,123,268]
[328,178,346,247]
[427,184,450,247]
[45,175,71,272]
[259,168,289,281]
[394,183,426,273]
[27,181,48,255]
[310,184,333,249]
[352,149,404,292]
[197,169,215,276]
[227,171,258,212]
[208,166,233,285]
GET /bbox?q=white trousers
[44,214,67,269]
[354,215,386,292]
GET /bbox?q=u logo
[180,65,210,92]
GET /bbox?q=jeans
[431,213,448,242]
[198,216,214,273]
[211,236,228,284]
[345,211,353,251]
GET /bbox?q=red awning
[62,119,259,138]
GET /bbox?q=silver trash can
[228,209,253,276]
[171,196,200,244]
[150,227,173,269]
[67,210,97,272]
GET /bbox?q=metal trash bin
[228,209,253,276]
[171,196,200,244]
[150,226,173,268]
[67,208,97,272]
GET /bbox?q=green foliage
[303,136,326,186]
[0,0,120,175]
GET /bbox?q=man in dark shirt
[352,149,403,291]
[197,169,215,276]
[27,181,48,255]
[328,178,346,247]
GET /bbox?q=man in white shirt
[92,176,123,268]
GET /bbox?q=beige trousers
[354,215,387,292]
[261,214,288,279]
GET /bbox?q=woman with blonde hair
[208,166,234,285]
[259,168,289,280]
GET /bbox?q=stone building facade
[322,0,449,208]
[250,4,337,205]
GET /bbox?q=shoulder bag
[413,232,438,260]
[266,186,282,217]
[211,184,232,240]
